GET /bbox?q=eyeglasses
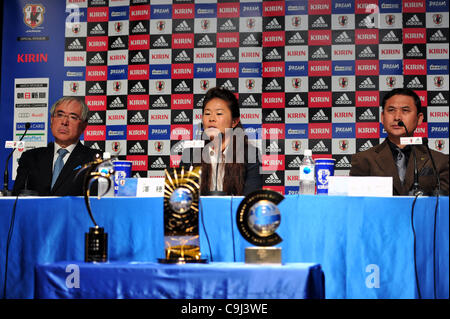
[53,111,82,122]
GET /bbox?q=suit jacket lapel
[374,140,404,195]
[42,143,54,191]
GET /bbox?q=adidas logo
[68,39,83,50]
[175,20,191,32]
[174,111,190,123]
[132,172,142,178]
[220,80,236,91]
[265,48,281,60]
[265,172,281,184]
[88,82,104,94]
[406,45,423,57]
[220,49,235,61]
[312,141,328,152]
[198,35,214,46]
[174,80,190,92]
[359,109,376,121]
[88,112,103,124]
[335,93,352,105]
[406,76,423,89]
[175,50,191,62]
[89,53,104,64]
[243,34,259,46]
[151,157,167,169]
[405,14,422,26]
[359,140,374,152]
[266,18,281,30]
[196,96,205,107]
[265,141,281,153]
[359,15,375,28]
[242,95,258,107]
[430,92,447,104]
[335,31,352,43]
[152,96,168,108]
[288,32,305,44]
[265,79,282,91]
[265,110,282,122]
[109,97,124,109]
[90,23,105,35]
[288,156,302,169]
[220,19,235,31]
[132,22,147,33]
[90,142,102,150]
[130,111,146,123]
[336,156,351,168]
[430,29,447,42]
[312,16,328,28]
[110,37,126,49]
[312,109,328,121]
[359,46,375,58]
[383,30,399,42]
[131,51,146,63]
[153,36,168,47]
[130,82,146,93]
[359,77,376,89]
[130,142,145,154]
[312,78,328,90]
[288,94,305,106]
[312,47,328,59]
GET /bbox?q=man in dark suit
[13,97,101,196]
[350,88,449,195]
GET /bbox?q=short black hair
[381,88,422,115]
[202,87,240,119]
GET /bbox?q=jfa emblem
[23,4,45,29]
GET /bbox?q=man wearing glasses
[13,97,101,196]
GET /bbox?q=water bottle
[97,152,114,197]
[299,149,316,195]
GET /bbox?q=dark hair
[200,87,247,195]
[202,87,240,119]
[381,88,422,115]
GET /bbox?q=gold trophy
[159,166,207,264]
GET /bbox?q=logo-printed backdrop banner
[1,0,449,194]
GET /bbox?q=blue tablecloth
[0,195,448,299]
[35,261,324,299]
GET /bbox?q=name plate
[328,176,393,197]
[116,178,165,197]
[400,137,423,145]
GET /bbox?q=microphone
[2,123,31,196]
[421,137,446,196]
[397,121,423,196]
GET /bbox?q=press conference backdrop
[1,0,449,194]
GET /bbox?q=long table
[0,195,448,299]
[35,262,324,299]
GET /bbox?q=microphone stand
[422,138,446,196]
[398,121,423,196]
[207,134,226,196]
[2,123,31,196]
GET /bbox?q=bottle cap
[304,149,312,156]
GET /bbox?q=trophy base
[245,247,281,264]
[158,258,208,264]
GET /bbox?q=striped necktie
[395,148,406,184]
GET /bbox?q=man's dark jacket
[350,139,449,195]
[13,142,100,196]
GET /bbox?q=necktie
[51,148,69,188]
[396,149,406,184]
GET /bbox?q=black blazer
[13,142,101,196]
[180,142,263,196]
